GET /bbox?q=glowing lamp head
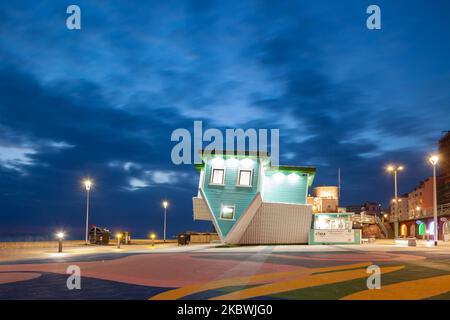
[56,232,65,240]
[386,165,394,172]
[162,201,168,209]
[116,233,122,239]
[84,179,92,191]
[150,233,156,240]
[398,165,404,171]
[429,154,439,166]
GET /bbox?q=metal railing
[352,214,389,237]
[352,214,375,224]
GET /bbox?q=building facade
[192,151,316,244]
[390,180,450,240]
[389,195,409,222]
[438,131,450,205]
[307,186,339,213]
[346,202,382,216]
[407,177,433,220]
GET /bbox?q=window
[220,205,235,220]
[237,169,253,186]
[210,168,225,185]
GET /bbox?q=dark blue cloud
[0,0,449,239]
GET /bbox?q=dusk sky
[1,1,449,240]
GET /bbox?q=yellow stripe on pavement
[341,274,450,300]
[149,262,373,300]
[211,266,404,300]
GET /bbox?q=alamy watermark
[171,121,280,166]
[65,5,380,31]
[66,5,81,30]
[367,5,381,30]
[366,265,381,289]
[66,265,81,290]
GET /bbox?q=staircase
[374,216,390,239]
[353,214,392,239]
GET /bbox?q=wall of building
[314,186,339,199]
[408,185,424,219]
[262,170,308,204]
[309,186,339,213]
[401,178,433,220]
[438,132,450,205]
[202,156,259,237]
[390,196,408,221]
[239,202,312,244]
[346,202,381,216]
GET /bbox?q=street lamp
[429,154,439,246]
[386,164,404,238]
[116,232,122,249]
[162,200,169,242]
[56,231,65,253]
[150,233,156,246]
[83,179,92,245]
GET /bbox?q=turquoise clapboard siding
[262,171,308,204]
[203,157,259,237]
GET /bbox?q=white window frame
[210,167,225,185]
[220,204,236,220]
[237,168,253,187]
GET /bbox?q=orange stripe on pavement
[149,262,373,300]
[211,266,404,300]
[341,274,450,300]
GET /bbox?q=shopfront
[308,213,361,245]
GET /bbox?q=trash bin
[178,233,188,246]
[89,226,111,245]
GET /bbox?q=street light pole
[84,180,92,245]
[56,231,65,253]
[394,169,398,238]
[429,155,439,246]
[387,165,404,238]
[162,200,169,242]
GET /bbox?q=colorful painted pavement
[1,246,450,300]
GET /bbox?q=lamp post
[429,154,439,246]
[56,231,65,253]
[386,164,404,238]
[150,233,156,246]
[116,233,122,249]
[162,200,169,242]
[83,179,92,245]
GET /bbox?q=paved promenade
[1,241,449,299]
